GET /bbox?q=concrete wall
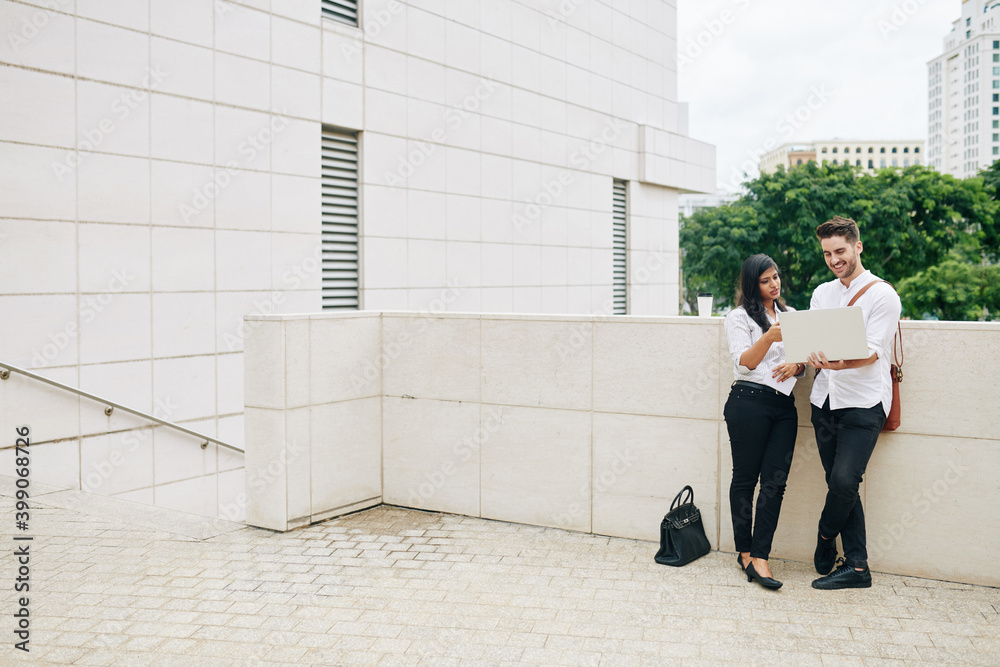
[245,312,1000,587]
[0,1,713,519]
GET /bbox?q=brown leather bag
[847,280,903,432]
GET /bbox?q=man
[806,216,901,590]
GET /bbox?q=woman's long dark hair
[736,254,787,333]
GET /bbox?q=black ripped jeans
[811,397,886,569]
[723,384,798,560]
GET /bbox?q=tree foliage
[898,260,1000,321]
[680,163,999,316]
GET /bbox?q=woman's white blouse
[723,305,794,383]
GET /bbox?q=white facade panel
[0,0,714,520]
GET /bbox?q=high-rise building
[928,0,1000,177]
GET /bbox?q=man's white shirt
[809,270,902,415]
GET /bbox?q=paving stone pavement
[1,476,998,666]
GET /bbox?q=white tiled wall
[246,312,1000,586]
[0,0,712,522]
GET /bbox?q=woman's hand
[771,362,800,382]
[764,322,782,344]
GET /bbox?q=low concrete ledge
[245,311,1000,586]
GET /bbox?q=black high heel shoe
[745,561,783,590]
[736,553,748,571]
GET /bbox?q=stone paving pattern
[1,476,998,666]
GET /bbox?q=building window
[891,147,897,153]
[868,159,874,168]
[855,147,861,153]
[892,159,898,166]
[321,0,358,26]
[856,159,861,167]
[994,107,999,115]
[821,147,828,153]
[321,126,360,310]
[903,159,909,167]
[994,40,999,48]
[994,120,999,128]
[995,147,999,155]
[612,179,627,315]
[832,147,838,153]
[994,54,999,62]
[868,147,874,153]
[968,30,972,39]
[796,159,803,165]
[915,158,920,165]
[903,147,909,153]
[832,159,838,165]
[880,147,886,153]
[995,80,1000,89]
[880,159,886,168]
[994,94,999,101]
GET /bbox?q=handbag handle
[670,485,694,512]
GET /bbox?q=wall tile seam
[0,77,328,128]
[370,10,672,55]
[0,140,326,177]
[44,9,329,62]
[359,55,673,102]
[359,127,642,150]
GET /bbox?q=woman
[723,254,804,590]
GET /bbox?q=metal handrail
[0,361,244,453]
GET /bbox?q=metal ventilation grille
[612,179,628,315]
[321,128,359,310]
[321,0,358,26]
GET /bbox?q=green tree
[897,260,1000,321]
[681,163,999,313]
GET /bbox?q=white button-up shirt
[724,305,795,383]
[809,270,902,415]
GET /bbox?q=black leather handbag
[654,485,711,567]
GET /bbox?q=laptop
[777,307,870,364]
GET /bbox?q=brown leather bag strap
[847,279,903,370]
[847,279,888,307]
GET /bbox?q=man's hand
[807,351,849,371]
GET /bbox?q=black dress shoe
[745,562,782,590]
[736,553,748,571]
[812,560,872,590]
[814,531,838,575]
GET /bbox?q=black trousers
[723,384,798,560]
[811,397,886,569]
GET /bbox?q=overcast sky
[677,0,960,193]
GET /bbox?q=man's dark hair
[816,216,860,244]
